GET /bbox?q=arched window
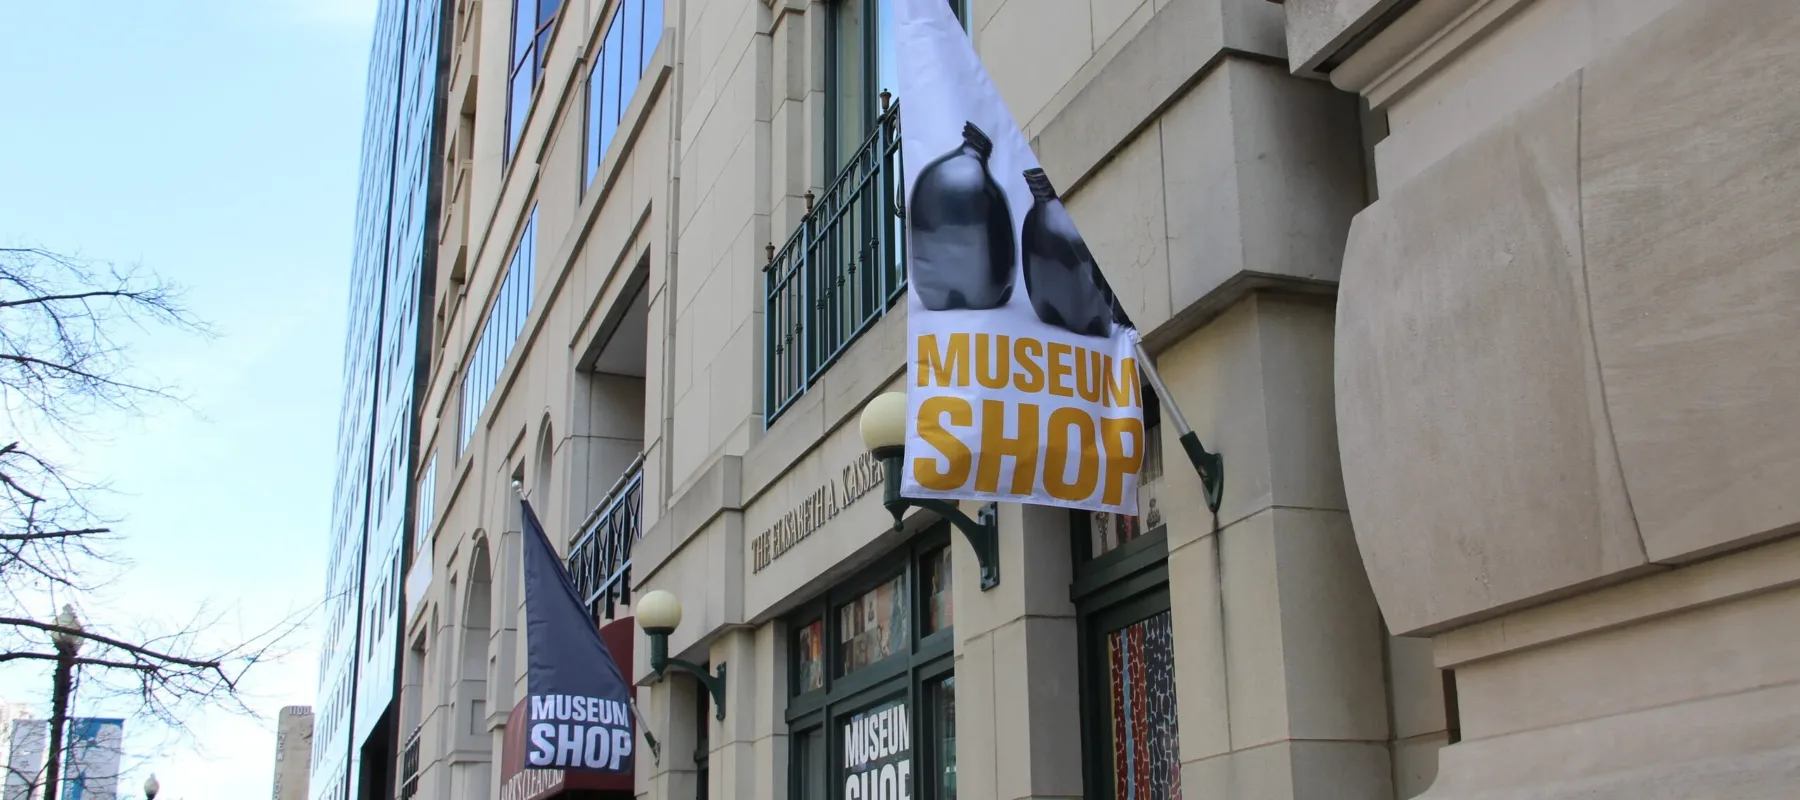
[535,417,555,512]
[458,540,494,752]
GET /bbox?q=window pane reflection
[796,727,826,800]
[922,546,952,635]
[933,677,956,799]
[642,0,663,71]
[838,574,907,675]
[585,52,604,183]
[830,0,867,172]
[622,0,642,95]
[507,62,533,159]
[585,0,658,191]
[602,17,623,144]
[797,619,826,693]
[876,0,896,110]
[1089,412,1163,558]
[511,0,534,61]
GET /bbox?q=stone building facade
[392,0,1799,798]
[274,706,316,800]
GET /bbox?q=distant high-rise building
[59,718,123,800]
[0,702,34,771]
[271,706,313,800]
[311,0,448,799]
[1,705,40,800]
[2,716,121,800]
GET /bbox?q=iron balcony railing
[764,99,906,423]
[398,726,422,800]
[567,455,646,624]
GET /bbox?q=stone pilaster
[1157,295,1393,799]
[953,501,1085,800]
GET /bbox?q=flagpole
[630,699,662,764]
[1135,341,1224,514]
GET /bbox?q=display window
[1072,392,1184,800]
[787,527,956,800]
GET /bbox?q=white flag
[896,0,1145,515]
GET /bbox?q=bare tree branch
[0,289,172,311]
[0,246,211,431]
[0,652,158,671]
[0,527,110,542]
[0,245,308,780]
[0,617,228,670]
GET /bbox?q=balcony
[399,726,421,800]
[567,458,646,624]
[764,101,906,423]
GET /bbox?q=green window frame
[1070,393,1185,800]
[787,526,958,800]
[824,0,967,173]
[762,0,966,425]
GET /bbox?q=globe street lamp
[45,604,84,799]
[857,392,1001,589]
[634,590,726,719]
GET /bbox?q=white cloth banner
[896,0,1146,515]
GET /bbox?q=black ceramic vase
[1020,168,1121,337]
[908,122,1015,311]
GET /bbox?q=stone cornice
[1328,0,1532,108]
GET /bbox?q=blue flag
[521,499,635,773]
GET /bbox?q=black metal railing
[398,726,421,800]
[764,100,906,423]
[567,458,645,624]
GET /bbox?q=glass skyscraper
[313,1,445,798]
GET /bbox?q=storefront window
[922,546,953,635]
[1078,589,1183,800]
[838,573,908,675]
[798,619,827,693]
[929,677,956,799]
[787,527,956,800]
[1072,388,1182,800]
[1103,611,1180,799]
[797,727,829,800]
[841,698,912,799]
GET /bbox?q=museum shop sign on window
[753,452,886,572]
[844,700,913,800]
[786,531,955,800]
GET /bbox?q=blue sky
[0,0,378,795]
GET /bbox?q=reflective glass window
[642,0,663,72]
[837,572,907,675]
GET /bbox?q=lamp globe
[636,590,683,635]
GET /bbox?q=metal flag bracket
[1136,342,1225,514]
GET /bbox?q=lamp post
[45,604,83,800]
[634,590,727,720]
[144,774,160,800]
[858,392,1002,589]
